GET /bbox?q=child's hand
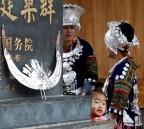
[93,117,102,121]
[93,116,106,121]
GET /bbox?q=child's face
[91,92,106,117]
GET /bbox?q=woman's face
[63,25,76,43]
[105,45,115,59]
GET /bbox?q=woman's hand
[110,113,118,129]
[110,113,118,120]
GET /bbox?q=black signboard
[0,0,63,100]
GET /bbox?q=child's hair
[92,81,106,98]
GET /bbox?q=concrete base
[0,95,91,129]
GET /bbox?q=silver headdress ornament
[63,4,85,31]
[104,21,139,54]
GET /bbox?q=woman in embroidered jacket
[62,4,98,95]
[103,21,142,128]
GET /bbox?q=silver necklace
[63,38,83,89]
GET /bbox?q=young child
[91,82,107,121]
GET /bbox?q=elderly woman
[103,21,142,128]
[62,4,98,95]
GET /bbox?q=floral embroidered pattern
[85,55,98,82]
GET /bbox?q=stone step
[15,120,115,129]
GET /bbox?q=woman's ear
[72,36,77,43]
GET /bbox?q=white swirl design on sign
[2,25,62,91]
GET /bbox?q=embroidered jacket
[105,56,141,127]
[63,37,98,92]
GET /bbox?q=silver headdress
[104,21,139,54]
[63,4,85,31]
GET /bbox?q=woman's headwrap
[104,21,139,54]
[63,4,85,31]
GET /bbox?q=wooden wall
[63,0,144,107]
